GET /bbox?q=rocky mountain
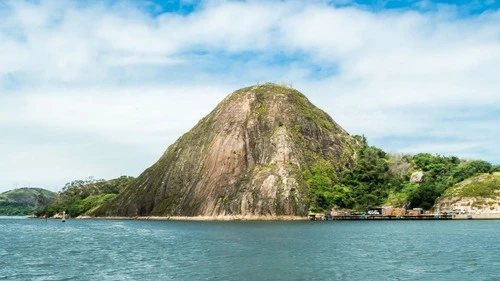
[0,188,56,216]
[93,83,360,217]
[434,172,500,214]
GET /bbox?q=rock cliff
[93,83,360,217]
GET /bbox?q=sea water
[0,217,499,280]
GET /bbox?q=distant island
[5,83,499,220]
[0,188,56,216]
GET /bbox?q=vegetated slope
[434,172,500,214]
[0,188,56,216]
[383,155,499,210]
[93,83,361,217]
[91,83,500,217]
[43,176,134,218]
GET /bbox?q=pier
[308,214,454,221]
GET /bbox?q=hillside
[93,83,361,217]
[434,172,500,214]
[0,188,56,216]
[86,83,500,218]
[382,154,499,210]
[43,176,134,218]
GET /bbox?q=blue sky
[1,0,499,192]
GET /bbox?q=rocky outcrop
[93,83,360,217]
[410,171,424,184]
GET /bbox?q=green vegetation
[86,83,500,217]
[0,188,56,216]
[441,172,500,199]
[406,155,492,209]
[306,136,498,212]
[41,176,134,218]
[306,136,397,211]
[0,202,36,216]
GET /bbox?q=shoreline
[73,213,500,221]
[76,215,309,221]
[453,213,500,220]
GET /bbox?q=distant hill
[0,188,56,216]
[434,172,500,214]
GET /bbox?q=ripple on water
[1,219,499,280]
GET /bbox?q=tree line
[307,136,499,213]
[39,176,134,217]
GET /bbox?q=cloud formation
[1,0,499,191]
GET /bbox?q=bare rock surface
[410,171,424,184]
[93,83,359,217]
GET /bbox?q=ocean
[0,217,499,280]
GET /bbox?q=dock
[308,214,454,221]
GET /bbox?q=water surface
[1,218,498,280]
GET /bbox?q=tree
[408,185,439,210]
[338,143,398,210]
[42,176,134,217]
[453,160,492,181]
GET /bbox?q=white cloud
[0,84,231,145]
[1,0,499,192]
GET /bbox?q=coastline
[453,213,500,220]
[76,215,309,221]
[73,213,500,221]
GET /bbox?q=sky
[1,0,499,192]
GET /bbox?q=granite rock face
[93,83,359,217]
[410,171,424,184]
